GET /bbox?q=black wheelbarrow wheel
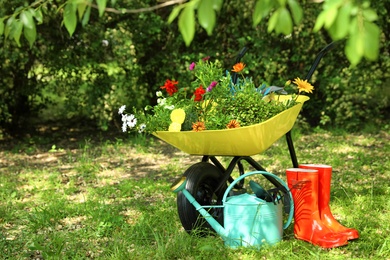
[177,162,226,235]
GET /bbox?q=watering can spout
[171,177,229,238]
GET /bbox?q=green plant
[119,58,314,134]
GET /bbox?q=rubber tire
[177,162,226,235]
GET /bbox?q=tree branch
[91,0,188,14]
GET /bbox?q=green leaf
[33,9,43,24]
[322,0,343,10]
[212,0,223,11]
[64,3,77,36]
[349,16,358,35]
[4,16,15,38]
[363,21,380,60]
[332,2,351,39]
[23,22,37,48]
[198,0,216,35]
[253,0,273,26]
[276,7,292,35]
[288,0,303,25]
[96,0,107,17]
[168,5,182,24]
[362,8,378,22]
[324,7,338,29]
[267,9,280,33]
[178,5,195,46]
[0,18,4,35]
[77,2,88,20]
[345,36,362,66]
[313,11,326,32]
[81,5,91,26]
[356,32,364,56]
[13,20,23,47]
[345,18,365,65]
[20,10,34,30]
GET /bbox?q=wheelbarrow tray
[153,95,309,156]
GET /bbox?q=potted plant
[119,58,313,156]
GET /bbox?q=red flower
[193,86,206,101]
[202,56,210,61]
[160,79,178,96]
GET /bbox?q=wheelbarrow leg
[286,131,298,168]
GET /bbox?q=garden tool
[286,168,349,248]
[249,180,271,201]
[171,171,293,248]
[299,164,359,240]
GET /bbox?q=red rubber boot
[299,164,359,240]
[286,168,348,248]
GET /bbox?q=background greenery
[0,0,389,137]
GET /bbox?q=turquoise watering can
[171,171,294,248]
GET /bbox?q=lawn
[0,123,389,259]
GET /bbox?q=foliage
[0,0,383,66]
[0,0,388,136]
[0,0,150,133]
[168,0,381,66]
[313,0,381,65]
[119,59,313,133]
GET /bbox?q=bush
[0,0,388,135]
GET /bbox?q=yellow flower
[226,120,240,129]
[192,121,206,132]
[293,77,314,94]
[170,108,186,124]
[169,122,182,132]
[232,62,246,73]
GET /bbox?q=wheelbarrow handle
[235,46,248,63]
[305,41,340,81]
[231,46,249,84]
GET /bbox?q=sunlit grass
[0,127,389,259]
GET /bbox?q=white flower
[122,122,127,132]
[138,124,146,133]
[121,114,129,132]
[165,105,175,110]
[156,91,163,97]
[126,114,137,128]
[118,105,126,114]
[102,40,109,46]
[121,114,137,131]
[157,98,166,106]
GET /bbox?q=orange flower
[192,121,206,132]
[232,62,246,73]
[293,77,314,94]
[226,120,240,129]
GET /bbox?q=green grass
[0,126,389,259]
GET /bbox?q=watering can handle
[222,171,294,230]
